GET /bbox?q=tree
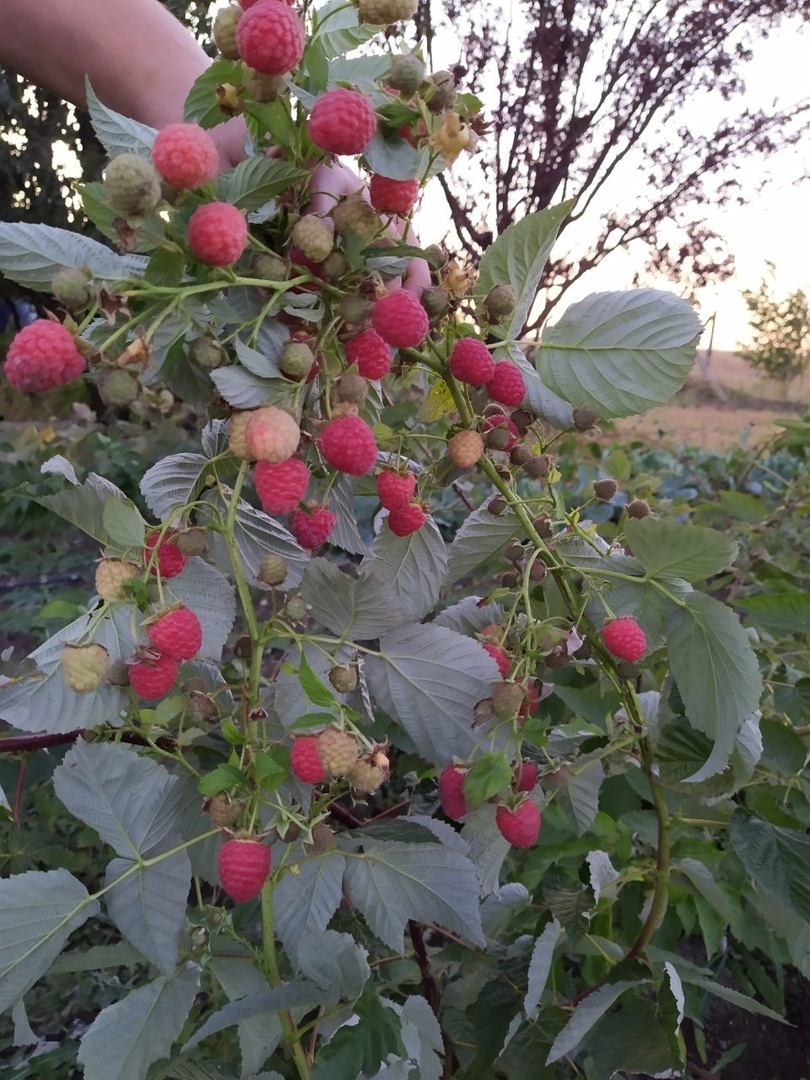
[428,0,810,331]
[739,261,810,385]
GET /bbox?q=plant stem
[261,880,312,1080]
[408,921,457,1078]
[627,737,671,958]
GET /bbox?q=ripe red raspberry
[483,642,510,678]
[372,289,429,348]
[235,0,304,75]
[147,606,203,661]
[376,468,416,509]
[514,760,539,793]
[481,413,519,451]
[486,361,526,406]
[152,123,219,189]
[128,653,180,700]
[496,799,541,847]
[308,88,378,155]
[290,735,327,783]
[291,503,336,549]
[143,531,188,578]
[448,338,494,385]
[217,837,271,901]
[448,429,484,469]
[369,174,419,215]
[438,764,468,820]
[388,503,426,537]
[3,321,86,393]
[317,728,359,777]
[187,202,248,267]
[602,617,647,662]
[245,406,300,462]
[254,458,310,513]
[320,415,378,475]
[345,329,391,380]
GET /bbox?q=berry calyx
[143,531,188,578]
[217,837,271,901]
[448,338,495,386]
[4,321,87,394]
[368,174,419,215]
[254,457,310,513]
[345,329,392,380]
[290,735,327,783]
[308,88,378,155]
[235,0,305,75]
[320,415,378,475]
[486,361,526,406]
[128,652,180,700]
[601,617,647,662]
[387,503,427,537]
[152,123,219,190]
[372,289,429,348]
[291,503,336,549]
[438,763,468,821]
[376,468,416,509]
[147,606,203,661]
[187,202,248,267]
[495,799,541,847]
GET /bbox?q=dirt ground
[612,350,806,451]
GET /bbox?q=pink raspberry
[486,361,526,406]
[345,329,391,380]
[514,760,539,792]
[291,504,336,549]
[253,458,310,513]
[188,202,248,266]
[388,502,426,536]
[129,653,180,700]
[496,799,541,848]
[481,413,519,450]
[448,338,494,385]
[369,174,419,214]
[320,415,378,475]
[290,735,327,783]
[147,606,203,661]
[143,531,187,578]
[3,321,86,393]
[245,406,300,462]
[372,289,429,348]
[483,642,510,678]
[602,617,647,662]
[308,88,378,155]
[376,468,416,509]
[236,0,305,75]
[152,123,219,189]
[438,764,468,820]
[518,677,541,719]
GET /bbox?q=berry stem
[260,879,312,1080]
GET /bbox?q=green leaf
[730,810,810,925]
[0,221,129,291]
[365,623,501,764]
[657,962,686,1068]
[311,0,380,57]
[366,514,448,623]
[565,758,605,834]
[53,742,186,859]
[144,247,186,287]
[363,133,431,182]
[463,753,513,810]
[86,80,157,156]
[216,158,310,211]
[29,458,135,550]
[49,942,143,974]
[582,996,677,1077]
[314,983,404,1080]
[198,763,248,797]
[535,288,703,419]
[253,750,288,788]
[183,59,243,128]
[738,592,810,635]
[624,517,737,581]
[343,840,485,951]
[678,969,788,1024]
[77,964,201,1080]
[102,499,146,549]
[503,344,574,429]
[654,718,735,797]
[104,852,191,974]
[183,982,323,1052]
[211,945,283,1075]
[716,489,767,523]
[524,919,564,1020]
[447,501,523,584]
[546,981,642,1064]
[295,929,370,1003]
[298,651,337,708]
[274,853,348,959]
[300,559,406,640]
[0,869,100,1011]
[477,201,575,338]
[665,592,763,780]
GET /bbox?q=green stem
[220,463,263,709]
[261,880,312,1080]
[627,738,671,957]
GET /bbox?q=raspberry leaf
[216,158,311,212]
[546,981,646,1065]
[463,754,513,811]
[294,929,370,1003]
[524,919,564,1022]
[367,513,448,622]
[274,853,348,960]
[0,869,100,1011]
[311,0,380,57]
[460,806,513,896]
[447,501,523,585]
[183,59,244,128]
[203,490,309,591]
[210,946,284,1074]
[85,79,157,157]
[182,981,324,1053]
[301,559,405,640]
[31,457,141,551]
[104,853,191,974]
[624,517,738,581]
[140,451,211,522]
[77,965,201,1080]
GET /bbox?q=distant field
[612,349,807,451]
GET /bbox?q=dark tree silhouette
[425,0,810,330]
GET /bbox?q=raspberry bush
[0,4,787,1078]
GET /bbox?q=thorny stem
[261,880,312,1080]
[408,921,458,1079]
[626,738,671,958]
